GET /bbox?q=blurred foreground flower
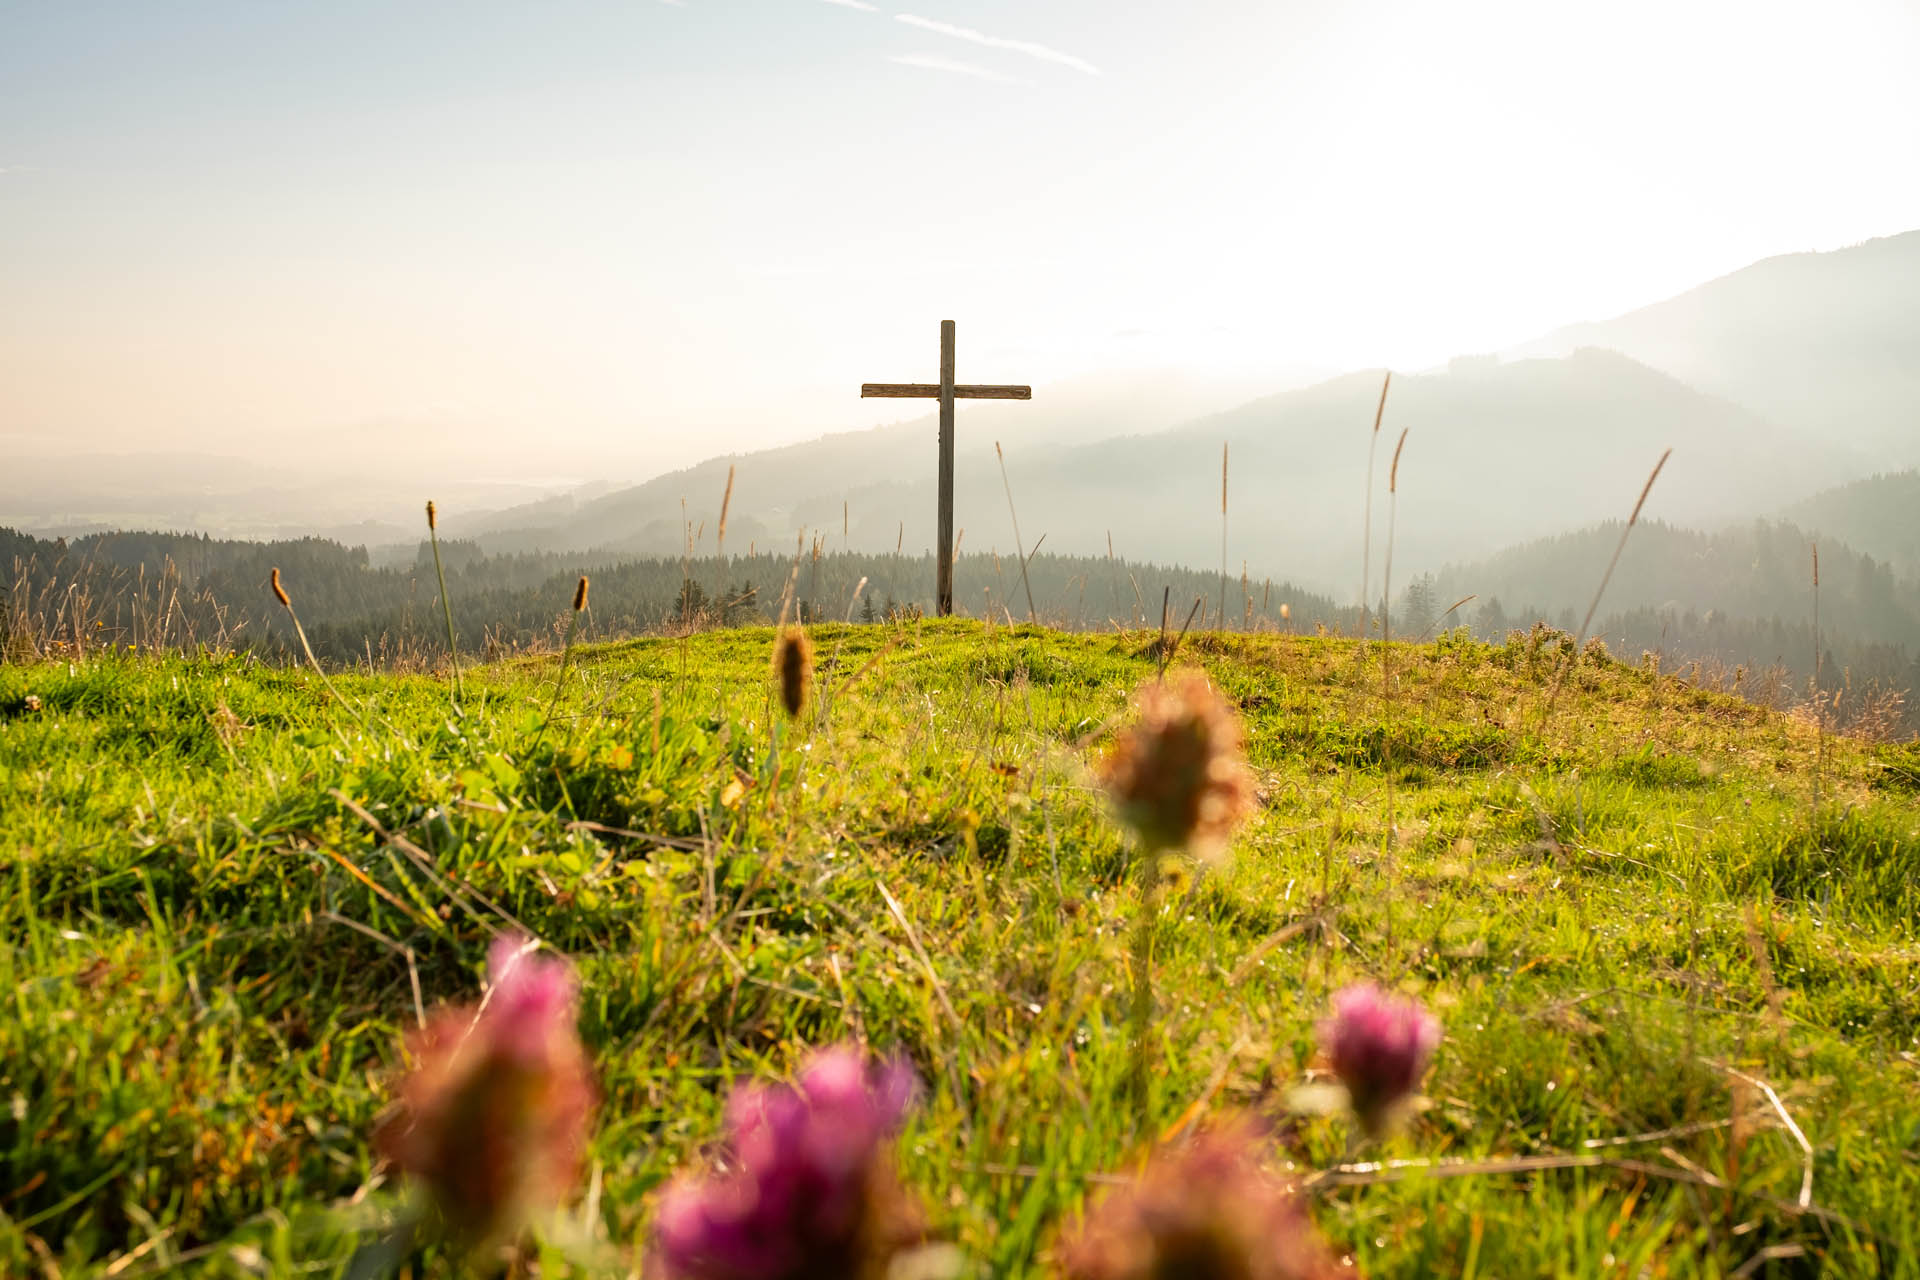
[1053,1122,1341,1280]
[376,936,594,1244]
[1318,982,1440,1136]
[1101,672,1257,1124]
[1101,672,1255,862]
[650,1044,923,1280]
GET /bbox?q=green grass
[2,621,1917,1277]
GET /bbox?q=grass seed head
[775,627,813,718]
[376,937,595,1245]
[1052,1120,1341,1280]
[426,499,438,531]
[270,567,290,608]
[573,575,590,612]
[1101,672,1255,861]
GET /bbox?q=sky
[4,0,1920,484]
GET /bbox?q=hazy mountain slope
[449,368,1300,554]
[1508,230,1920,463]
[469,350,1849,595]
[1777,470,1920,580]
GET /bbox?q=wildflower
[774,627,813,719]
[1317,982,1441,1136]
[23,694,41,713]
[1053,1122,1341,1280]
[650,1044,922,1280]
[1100,673,1256,862]
[376,936,595,1244]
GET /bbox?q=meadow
[3,617,1918,1276]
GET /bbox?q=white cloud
[888,52,1018,82]
[820,0,879,10]
[894,14,1098,75]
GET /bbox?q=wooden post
[938,320,956,616]
[861,322,1029,618]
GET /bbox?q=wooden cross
[862,320,1031,616]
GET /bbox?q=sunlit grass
[1,622,1915,1276]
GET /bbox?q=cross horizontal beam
[861,383,1032,400]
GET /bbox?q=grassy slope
[2,622,1918,1277]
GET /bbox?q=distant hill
[465,349,1851,595]
[1509,230,1920,464]
[1778,471,1920,581]
[1431,518,1918,648]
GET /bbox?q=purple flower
[650,1045,923,1280]
[1317,982,1441,1135]
[376,936,595,1243]
[1053,1121,1341,1280]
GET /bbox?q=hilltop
[3,623,1916,1274]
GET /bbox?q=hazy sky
[5,0,1919,481]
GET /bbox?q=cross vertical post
[861,321,1031,618]
[937,320,956,615]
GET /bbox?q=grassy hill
[3,624,1918,1275]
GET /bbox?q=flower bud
[1054,1122,1340,1280]
[650,1045,922,1280]
[376,937,595,1244]
[1100,673,1256,861]
[1318,982,1441,1136]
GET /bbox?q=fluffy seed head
[270,567,291,608]
[1053,1122,1341,1280]
[649,1045,923,1280]
[1100,673,1256,860]
[1317,983,1441,1136]
[775,628,812,718]
[376,937,595,1244]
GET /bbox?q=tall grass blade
[1539,448,1672,733]
[994,441,1038,625]
[1219,442,1230,631]
[424,500,463,703]
[1359,371,1392,641]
